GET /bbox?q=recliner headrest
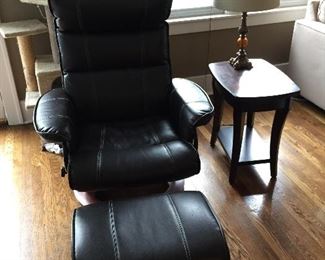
[49,0,173,32]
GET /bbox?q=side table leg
[230,109,245,184]
[210,81,224,147]
[270,101,290,178]
[247,112,255,128]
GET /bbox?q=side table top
[209,59,300,99]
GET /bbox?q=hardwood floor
[0,99,324,259]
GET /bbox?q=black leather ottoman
[72,191,230,260]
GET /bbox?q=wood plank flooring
[0,99,324,259]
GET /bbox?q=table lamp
[213,0,280,70]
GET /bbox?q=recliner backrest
[49,0,173,122]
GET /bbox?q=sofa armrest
[170,78,214,142]
[296,18,325,34]
[33,88,77,144]
[288,18,325,110]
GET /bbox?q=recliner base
[73,180,185,205]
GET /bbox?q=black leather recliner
[33,0,214,192]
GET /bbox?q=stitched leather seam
[150,123,161,144]
[185,100,209,105]
[167,195,191,260]
[162,143,175,172]
[108,201,120,260]
[75,0,84,37]
[84,38,100,115]
[140,37,146,115]
[96,126,106,184]
[200,194,230,258]
[48,115,70,120]
[62,63,168,74]
[76,0,100,115]
[141,0,148,115]
[179,103,186,128]
[140,33,145,115]
[39,97,70,104]
[173,80,214,127]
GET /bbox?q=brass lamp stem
[229,12,253,70]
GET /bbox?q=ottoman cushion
[72,191,229,260]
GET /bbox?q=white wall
[0,34,24,125]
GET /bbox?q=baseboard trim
[20,100,34,124]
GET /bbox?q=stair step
[0,19,47,38]
[25,91,40,109]
[20,0,48,6]
[35,55,61,94]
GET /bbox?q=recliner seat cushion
[68,118,200,191]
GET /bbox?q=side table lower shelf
[218,126,270,165]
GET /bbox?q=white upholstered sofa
[288,0,325,110]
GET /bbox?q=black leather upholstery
[171,78,214,142]
[68,119,200,191]
[50,0,172,32]
[51,0,172,122]
[34,88,76,146]
[34,0,214,191]
[73,192,230,260]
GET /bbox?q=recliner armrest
[170,78,214,142]
[33,88,77,145]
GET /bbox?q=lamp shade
[213,0,280,12]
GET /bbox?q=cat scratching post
[16,35,38,92]
[20,0,60,64]
[18,0,61,98]
[0,19,48,107]
[0,20,47,92]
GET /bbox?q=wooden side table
[209,59,300,184]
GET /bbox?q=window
[280,0,308,7]
[171,0,213,10]
[170,0,220,19]
[170,0,308,19]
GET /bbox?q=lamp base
[229,49,253,70]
